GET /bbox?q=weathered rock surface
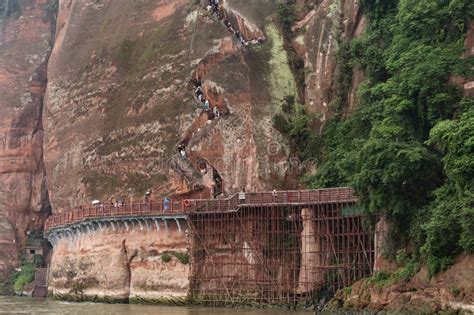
[45,0,362,300]
[328,255,474,314]
[41,0,371,208]
[43,0,298,211]
[0,215,17,280]
[0,0,53,281]
[292,0,365,129]
[6,0,472,308]
[49,223,189,301]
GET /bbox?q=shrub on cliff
[273,95,320,161]
[161,253,172,263]
[300,0,474,273]
[10,263,35,293]
[423,105,474,275]
[173,252,189,265]
[160,252,189,264]
[276,0,296,39]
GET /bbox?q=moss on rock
[265,23,298,113]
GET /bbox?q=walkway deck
[44,187,356,231]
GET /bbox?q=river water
[0,296,332,315]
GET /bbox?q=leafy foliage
[422,105,474,275]
[172,252,189,265]
[274,96,320,161]
[276,0,296,38]
[10,263,35,293]
[161,253,172,263]
[298,0,474,274]
[160,251,189,264]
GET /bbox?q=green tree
[422,105,474,275]
[301,0,473,268]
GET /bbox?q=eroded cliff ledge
[49,223,189,302]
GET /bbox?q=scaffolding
[44,187,374,307]
[187,201,374,307]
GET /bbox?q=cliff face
[0,0,369,285]
[0,0,53,281]
[292,0,365,129]
[2,0,473,309]
[328,255,474,314]
[49,223,189,301]
[42,0,367,211]
[41,0,371,302]
[43,0,297,211]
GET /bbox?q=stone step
[33,268,47,286]
[32,286,47,298]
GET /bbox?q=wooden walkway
[44,187,356,231]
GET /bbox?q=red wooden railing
[44,187,356,231]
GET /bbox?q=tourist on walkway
[272,189,278,200]
[145,190,152,203]
[196,88,203,100]
[163,197,171,213]
[238,188,246,204]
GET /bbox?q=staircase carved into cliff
[32,268,48,298]
[175,2,266,198]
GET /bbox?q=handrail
[44,187,356,231]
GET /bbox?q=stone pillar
[374,217,396,272]
[297,208,324,293]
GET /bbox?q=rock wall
[0,0,53,280]
[43,0,295,212]
[0,215,17,280]
[48,222,189,301]
[40,0,369,210]
[293,0,365,129]
[329,255,474,314]
[40,0,369,300]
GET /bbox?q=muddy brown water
[0,296,359,315]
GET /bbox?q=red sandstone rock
[292,0,366,130]
[43,0,296,211]
[3,0,472,308]
[0,0,53,280]
[333,255,474,314]
[49,223,188,300]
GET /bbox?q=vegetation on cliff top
[286,0,473,276]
